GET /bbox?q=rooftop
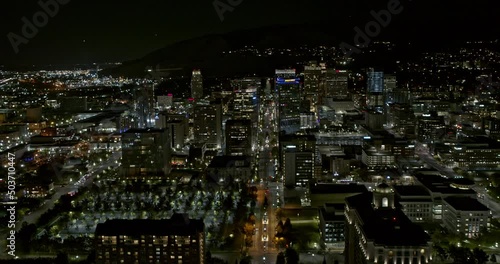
[208,155,251,168]
[123,128,165,134]
[394,185,431,197]
[76,111,121,124]
[444,196,490,211]
[346,193,430,246]
[320,206,345,222]
[415,174,476,195]
[310,183,367,195]
[95,214,204,236]
[280,134,316,142]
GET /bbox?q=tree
[206,250,212,262]
[276,252,286,264]
[275,208,284,221]
[263,196,268,208]
[271,147,279,157]
[490,254,497,263]
[85,250,96,263]
[283,218,292,233]
[243,222,254,236]
[285,248,300,264]
[211,257,227,264]
[433,245,448,261]
[245,236,253,248]
[240,256,252,264]
[276,221,284,236]
[55,252,69,264]
[473,247,488,264]
[448,245,472,264]
[248,213,256,225]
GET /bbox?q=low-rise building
[95,214,205,264]
[442,196,491,238]
[206,155,252,185]
[345,184,432,264]
[319,203,345,249]
[394,185,433,223]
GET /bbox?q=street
[415,143,500,218]
[0,151,121,258]
[247,92,282,263]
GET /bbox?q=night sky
[0,0,498,66]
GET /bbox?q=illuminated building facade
[366,68,384,113]
[95,214,205,264]
[442,196,491,238]
[225,119,253,156]
[325,69,349,99]
[193,100,222,148]
[345,184,432,264]
[121,128,171,179]
[191,70,203,100]
[276,69,301,134]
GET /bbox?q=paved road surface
[0,152,121,258]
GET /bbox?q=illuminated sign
[276,77,300,85]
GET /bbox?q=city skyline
[1,1,500,264]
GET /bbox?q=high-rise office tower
[304,64,323,95]
[276,69,301,134]
[367,68,384,93]
[391,104,416,136]
[121,128,171,179]
[365,111,386,131]
[225,119,253,156]
[325,69,349,99]
[156,114,186,151]
[231,78,260,125]
[366,68,385,112]
[284,150,314,187]
[157,94,173,110]
[95,214,205,264]
[280,134,316,187]
[231,77,262,91]
[134,84,155,128]
[384,74,397,104]
[304,64,323,116]
[191,70,203,100]
[416,113,445,143]
[193,100,222,149]
[393,84,412,105]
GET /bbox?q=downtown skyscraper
[325,69,349,100]
[276,69,301,134]
[366,68,385,112]
[191,70,203,100]
[303,64,323,116]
